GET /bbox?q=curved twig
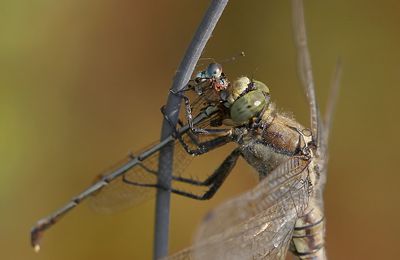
[154,0,229,259]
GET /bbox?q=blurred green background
[1,0,400,259]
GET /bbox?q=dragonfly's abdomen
[291,204,326,259]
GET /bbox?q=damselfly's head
[224,77,270,126]
[194,63,229,92]
[206,63,223,79]
[196,63,223,80]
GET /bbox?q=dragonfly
[166,1,341,260]
[31,1,340,259]
[30,62,236,252]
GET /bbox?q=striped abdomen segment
[291,205,326,259]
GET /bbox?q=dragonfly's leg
[173,148,241,187]
[127,145,234,186]
[178,127,232,157]
[160,108,232,156]
[171,148,241,200]
[177,126,245,158]
[177,133,231,156]
[123,149,241,200]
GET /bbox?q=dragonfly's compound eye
[206,63,223,78]
[227,77,251,104]
[252,80,270,95]
[228,77,270,125]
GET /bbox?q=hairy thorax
[238,105,309,179]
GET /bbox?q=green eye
[252,80,269,94]
[230,90,267,125]
[227,77,271,125]
[227,77,251,104]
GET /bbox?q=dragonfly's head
[224,77,270,126]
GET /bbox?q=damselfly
[30,63,234,252]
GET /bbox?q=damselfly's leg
[165,88,228,135]
[161,103,226,136]
[161,105,231,156]
[170,89,200,132]
[123,148,241,200]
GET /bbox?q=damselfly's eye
[206,63,222,78]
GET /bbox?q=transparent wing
[169,157,311,260]
[88,90,227,213]
[88,139,192,213]
[30,86,230,250]
[291,0,320,145]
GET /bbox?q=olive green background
[1,1,399,259]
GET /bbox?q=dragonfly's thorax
[259,107,310,155]
[236,106,312,179]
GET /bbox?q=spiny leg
[176,127,233,156]
[125,134,233,191]
[123,148,241,200]
[127,140,231,185]
[173,148,242,200]
[177,134,232,156]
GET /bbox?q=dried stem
[154,0,229,259]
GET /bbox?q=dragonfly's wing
[291,0,321,147]
[169,157,311,260]
[315,61,342,196]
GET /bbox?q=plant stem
[153,0,229,259]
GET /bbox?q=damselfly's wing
[88,139,190,213]
[88,91,227,213]
[30,83,230,250]
[169,157,311,260]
